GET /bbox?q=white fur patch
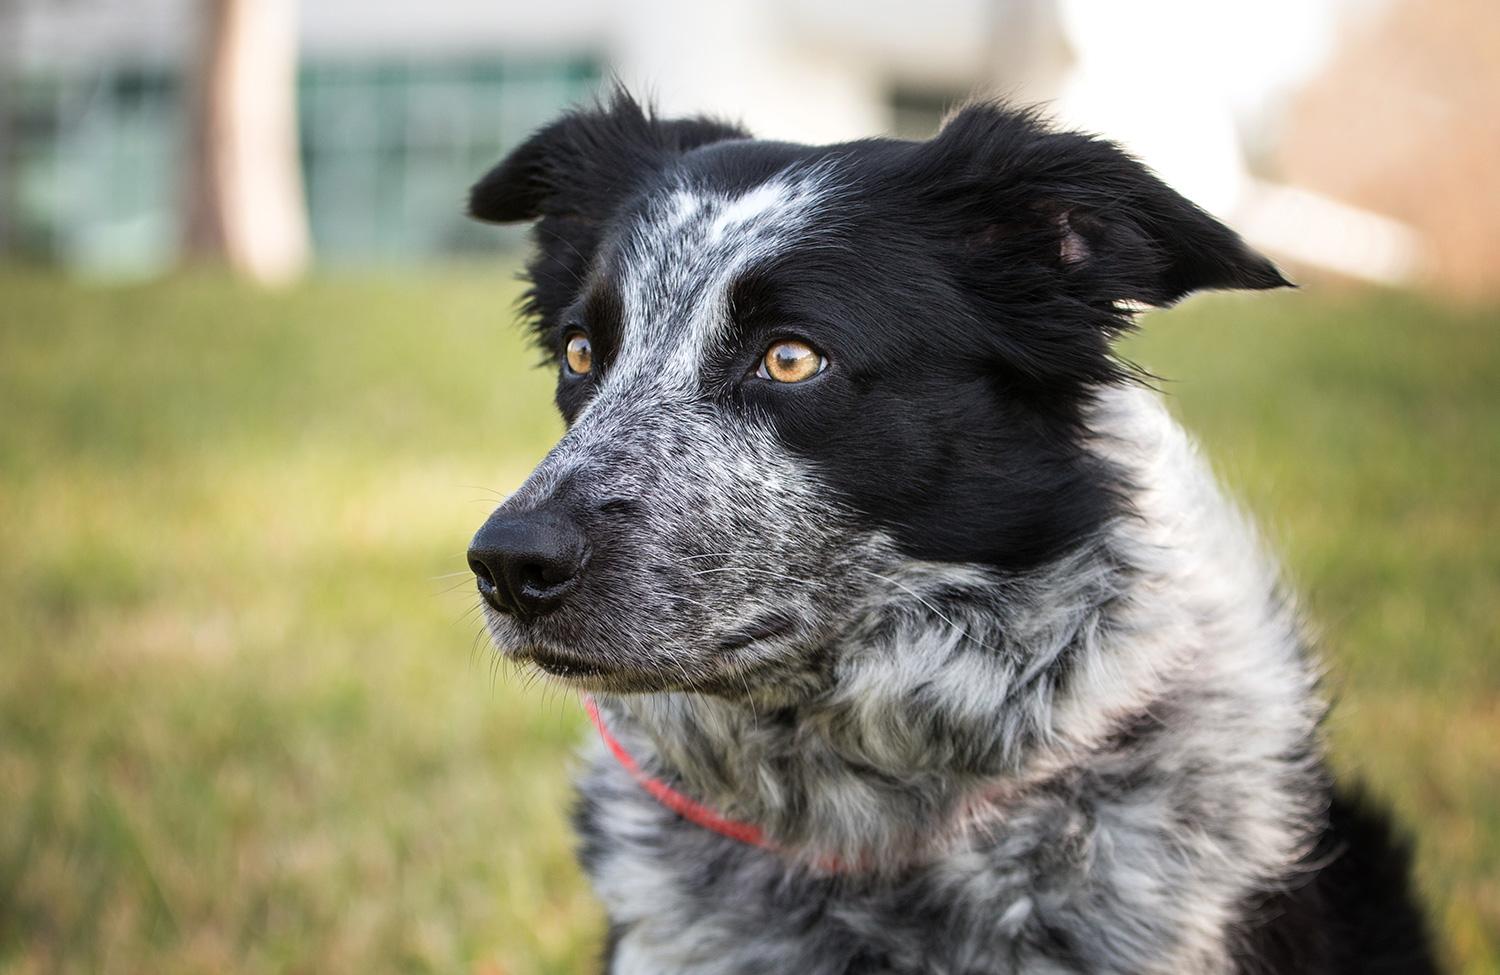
[609,174,829,390]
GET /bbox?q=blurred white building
[0,0,1416,280]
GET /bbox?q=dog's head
[467,92,1286,696]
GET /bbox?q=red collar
[583,695,850,872]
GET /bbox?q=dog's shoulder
[1233,784,1439,975]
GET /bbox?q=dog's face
[467,94,1285,696]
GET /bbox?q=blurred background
[0,1,1495,972]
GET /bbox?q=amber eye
[563,332,593,376]
[758,339,825,384]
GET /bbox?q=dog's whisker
[854,567,1004,657]
[461,483,515,503]
[687,565,814,585]
[534,228,594,287]
[469,622,491,665]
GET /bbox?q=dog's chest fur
[572,390,1325,975]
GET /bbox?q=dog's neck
[597,388,1325,966]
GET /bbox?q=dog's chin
[505,645,690,694]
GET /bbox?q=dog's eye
[758,339,825,384]
[563,332,593,376]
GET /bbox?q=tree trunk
[184,0,309,284]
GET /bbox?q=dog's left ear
[469,89,748,224]
[921,103,1291,308]
[468,89,747,348]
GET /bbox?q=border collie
[465,92,1436,974]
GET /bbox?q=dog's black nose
[468,508,588,618]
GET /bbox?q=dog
[464,92,1437,974]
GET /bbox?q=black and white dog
[465,93,1437,974]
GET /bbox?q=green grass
[0,269,1495,973]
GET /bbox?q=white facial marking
[666,189,703,227]
[707,181,793,242]
[608,174,829,393]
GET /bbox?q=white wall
[606,0,883,143]
[607,0,1058,142]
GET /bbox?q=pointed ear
[924,103,1291,308]
[468,89,747,224]
[468,90,746,349]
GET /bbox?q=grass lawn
[0,267,1495,973]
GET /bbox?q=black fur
[1234,787,1439,974]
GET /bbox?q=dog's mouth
[497,610,812,695]
[522,647,615,680]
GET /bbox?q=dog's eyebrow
[580,280,624,342]
[726,266,777,326]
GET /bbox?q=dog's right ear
[469,90,747,224]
